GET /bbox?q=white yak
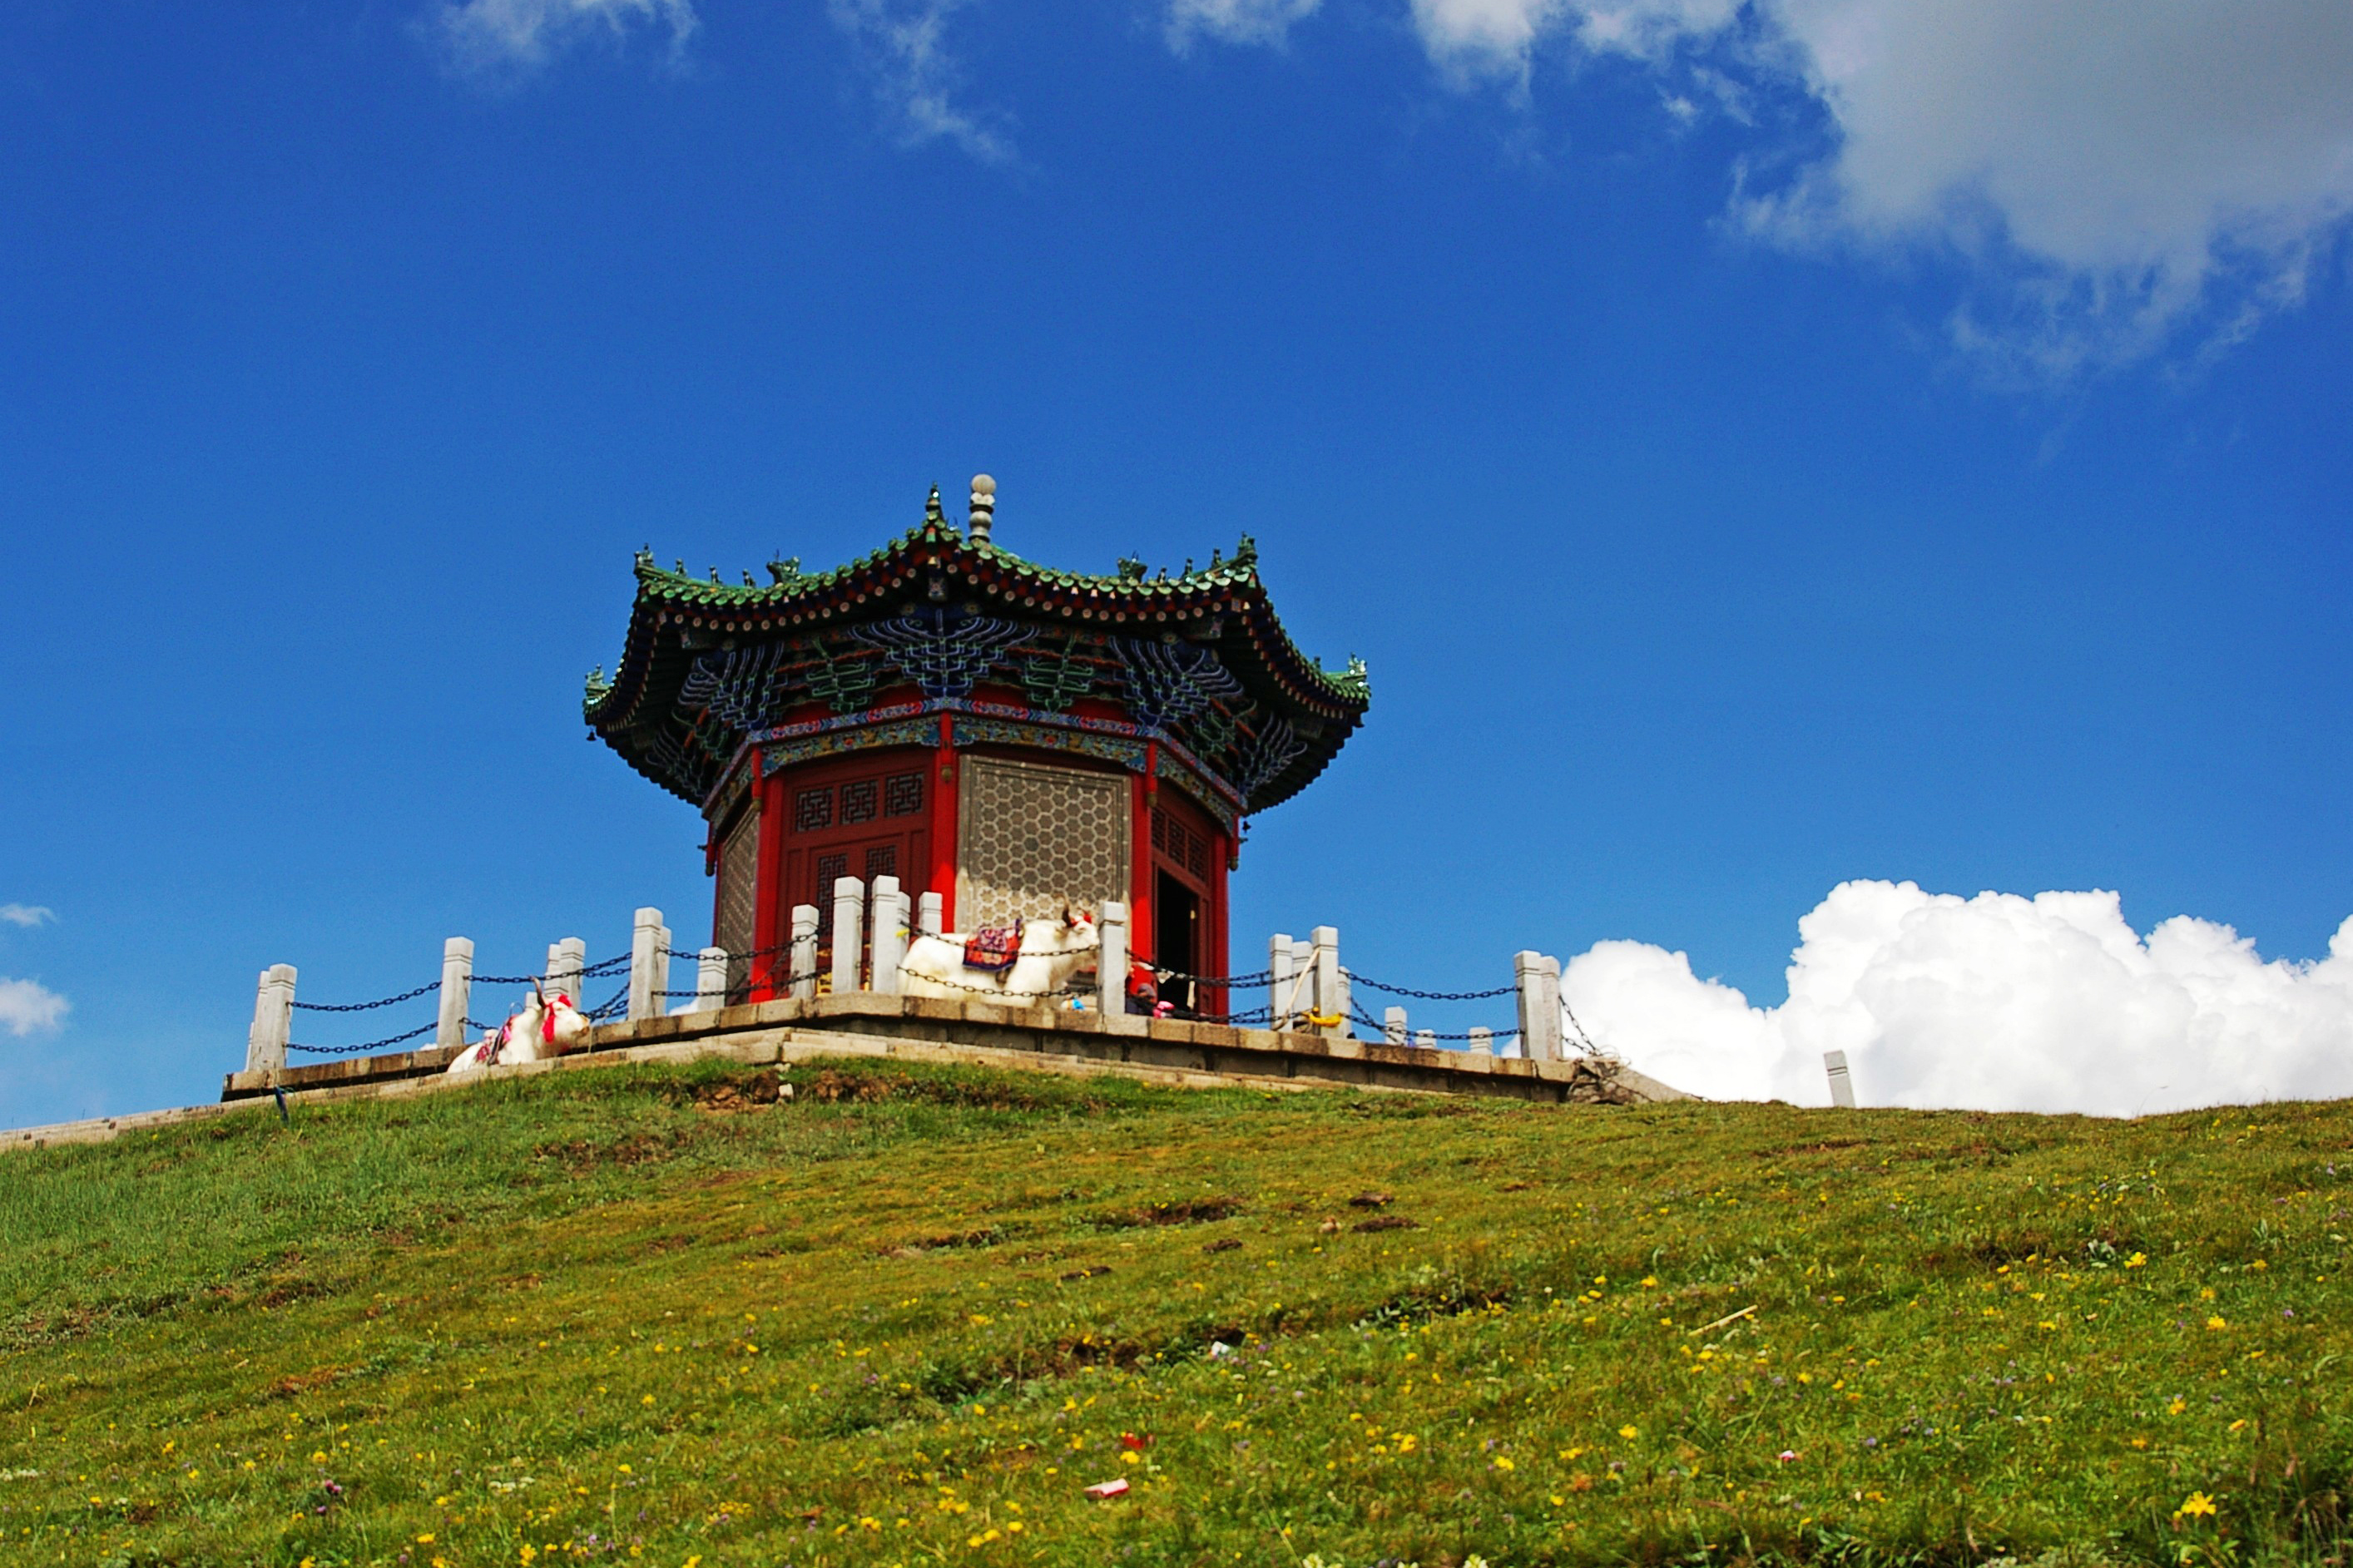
[897,908,1100,1005]
[445,982,593,1074]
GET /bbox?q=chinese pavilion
[584,477,1369,1012]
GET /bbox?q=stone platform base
[3,996,1688,1155]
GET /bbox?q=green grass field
[3,1056,2351,1568]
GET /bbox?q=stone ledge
[14,1009,1689,1155]
[219,992,1688,1109]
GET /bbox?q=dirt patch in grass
[268,1366,349,1400]
[798,1068,895,1105]
[672,1070,785,1112]
[883,1227,1012,1259]
[1351,1214,1419,1234]
[534,1131,681,1170]
[1091,1196,1246,1229]
[785,1063,1130,1114]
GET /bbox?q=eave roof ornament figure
[585,478,1370,826]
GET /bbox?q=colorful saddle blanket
[963,926,1023,973]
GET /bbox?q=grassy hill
[2,1056,2350,1568]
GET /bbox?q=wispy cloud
[829,0,1015,165]
[1383,0,2353,378]
[0,978,67,1037]
[434,0,698,81]
[0,905,53,929]
[1166,0,1323,52]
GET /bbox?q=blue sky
[3,0,2350,1126]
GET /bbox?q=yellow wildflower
[2176,1491,2217,1519]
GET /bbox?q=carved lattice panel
[713,805,760,999]
[957,757,1130,932]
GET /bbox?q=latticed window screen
[864,844,897,882]
[713,806,760,1000]
[1152,808,1213,880]
[884,771,924,817]
[815,853,848,907]
[958,757,1130,932]
[840,779,878,824]
[795,789,833,832]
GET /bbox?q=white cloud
[435,0,697,78]
[830,0,1014,165]
[1167,0,1323,52]
[1568,881,2353,1116]
[0,905,53,929]
[0,978,68,1037]
[1408,0,2353,374]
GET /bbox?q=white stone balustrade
[438,938,474,1050]
[546,937,587,1009]
[789,903,820,1002]
[1513,950,1563,1062]
[696,947,728,1012]
[245,964,295,1076]
[830,878,866,994]
[1098,900,1130,1020]
[1310,926,1343,1038]
[628,908,666,1022]
[1825,1049,1857,1108]
[869,876,908,996]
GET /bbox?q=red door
[1149,793,1221,1015]
[775,750,933,979]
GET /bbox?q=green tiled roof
[587,489,1370,814]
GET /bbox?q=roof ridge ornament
[924,485,947,529]
[968,473,997,547]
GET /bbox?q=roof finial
[968,473,996,547]
[924,486,944,527]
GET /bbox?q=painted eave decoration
[585,490,1370,817]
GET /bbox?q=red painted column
[749,753,782,1002]
[1130,744,1157,970]
[930,711,960,930]
[1204,824,1231,1019]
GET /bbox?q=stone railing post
[789,903,820,1001]
[437,938,473,1051]
[1468,1026,1494,1058]
[1825,1049,1857,1108]
[1310,926,1344,1039]
[1514,951,1563,1062]
[830,877,866,994]
[1414,1028,1436,1051]
[1268,933,1295,1029]
[696,947,728,1012]
[628,908,665,1021]
[918,890,944,939]
[1383,1005,1408,1047]
[245,963,295,1075]
[870,875,907,996]
[546,937,587,1010]
[1097,901,1129,1017]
